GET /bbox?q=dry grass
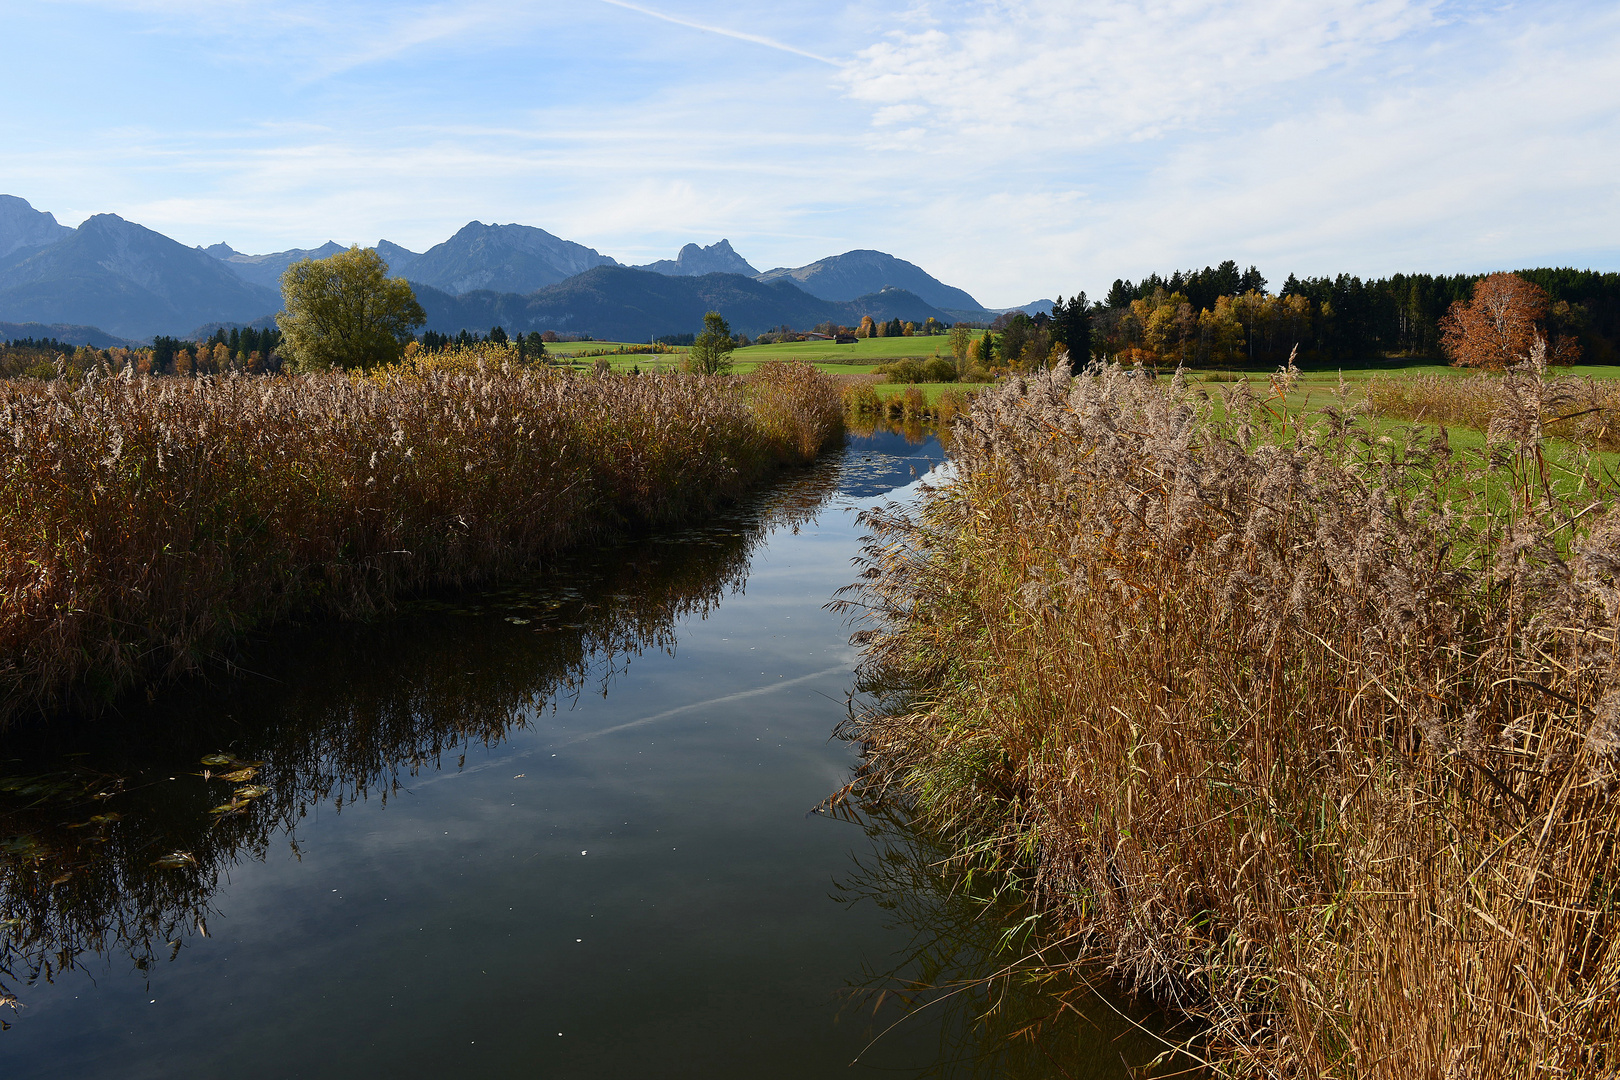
[0,349,843,722]
[1368,369,1620,452]
[837,361,1620,1077]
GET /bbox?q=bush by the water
[838,362,1620,1076]
[0,349,843,722]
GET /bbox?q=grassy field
[559,335,957,375]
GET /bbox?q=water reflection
[835,806,1191,1078]
[0,459,842,1024]
[0,421,1167,1080]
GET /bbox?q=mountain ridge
[0,195,1006,342]
[637,239,758,277]
[756,249,984,312]
[409,266,954,342]
[0,213,281,338]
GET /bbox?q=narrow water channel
[1,427,1170,1078]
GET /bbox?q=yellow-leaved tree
[278,246,426,372]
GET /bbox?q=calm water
[1,428,1169,1078]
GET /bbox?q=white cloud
[841,0,1445,150]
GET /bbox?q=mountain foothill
[0,195,1021,344]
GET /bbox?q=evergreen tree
[687,311,735,375]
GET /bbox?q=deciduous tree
[278,246,426,371]
[1441,272,1580,370]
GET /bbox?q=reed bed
[1367,369,1620,451]
[841,382,980,424]
[837,362,1620,1076]
[0,352,843,722]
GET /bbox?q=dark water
[0,428,1172,1078]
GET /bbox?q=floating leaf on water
[0,836,43,857]
[66,813,121,829]
[49,872,72,886]
[505,617,531,625]
[218,768,258,783]
[153,851,196,869]
[200,754,236,767]
[210,802,246,814]
[233,785,271,800]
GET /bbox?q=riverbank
[838,363,1620,1076]
[0,350,843,724]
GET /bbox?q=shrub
[882,358,926,384]
[842,382,883,415]
[921,356,957,383]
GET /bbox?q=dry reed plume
[837,360,1620,1076]
[1367,367,1620,452]
[0,350,843,722]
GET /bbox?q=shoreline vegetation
[0,347,843,725]
[835,361,1620,1076]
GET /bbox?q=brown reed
[1368,369,1620,452]
[0,352,843,722]
[836,361,1620,1077]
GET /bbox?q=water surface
[1,429,1170,1078]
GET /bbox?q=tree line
[1091,260,1620,368]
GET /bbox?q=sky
[1,0,1616,307]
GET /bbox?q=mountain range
[0,196,1037,342]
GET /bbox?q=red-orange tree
[1441,272,1580,369]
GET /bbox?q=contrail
[593,0,842,67]
[404,663,854,789]
[553,663,852,746]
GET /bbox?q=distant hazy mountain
[206,238,423,290]
[637,239,757,277]
[756,250,984,312]
[411,267,951,342]
[404,222,619,295]
[0,196,74,260]
[1006,299,1056,317]
[0,320,136,347]
[204,240,348,290]
[0,196,1003,343]
[374,240,421,278]
[0,214,281,338]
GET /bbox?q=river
[0,426,1172,1078]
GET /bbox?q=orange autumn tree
[1441,272,1580,369]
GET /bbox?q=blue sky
[2,0,1616,306]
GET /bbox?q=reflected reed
[0,453,845,1023]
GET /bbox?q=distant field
[557,335,957,375]
[548,354,1620,417]
[732,336,956,364]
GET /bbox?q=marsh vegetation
[837,360,1620,1076]
[0,348,843,722]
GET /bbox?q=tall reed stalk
[0,354,842,722]
[838,361,1620,1076]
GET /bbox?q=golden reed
[838,362,1620,1077]
[0,352,843,722]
